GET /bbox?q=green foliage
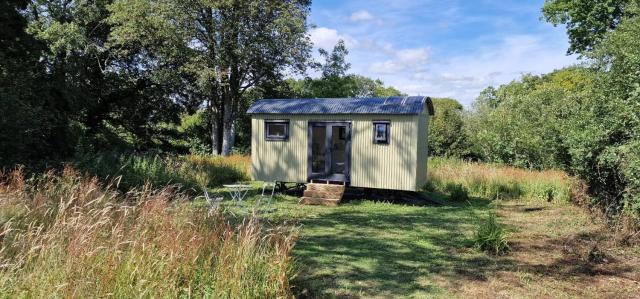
[583,2,640,215]
[0,0,191,167]
[468,0,640,217]
[429,98,471,158]
[468,67,596,170]
[0,0,71,165]
[73,153,249,191]
[107,0,312,156]
[175,111,212,154]
[288,75,405,98]
[316,39,351,78]
[542,0,630,54]
[530,1,639,217]
[474,213,510,255]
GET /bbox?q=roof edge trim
[424,96,435,116]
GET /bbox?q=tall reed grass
[0,166,294,297]
[73,153,250,191]
[427,157,580,202]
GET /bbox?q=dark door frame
[307,121,352,182]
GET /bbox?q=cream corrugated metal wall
[415,110,429,189]
[251,113,429,191]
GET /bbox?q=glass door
[330,126,347,176]
[310,125,327,175]
[308,122,351,181]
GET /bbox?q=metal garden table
[223,184,251,204]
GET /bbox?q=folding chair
[259,181,276,206]
[198,188,223,215]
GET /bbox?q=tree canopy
[107,0,313,155]
[542,0,632,54]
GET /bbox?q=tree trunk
[209,100,221,155]
[216,116,224,154]
[221,94,234,156]
[221,122,234,156]
[210,113,219,155]
[229,121,236,152]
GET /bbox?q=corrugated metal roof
[247,96,434,115]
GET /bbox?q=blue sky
[307,0,578,105]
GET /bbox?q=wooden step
[299,197,341,206]
[305,183,345,193]
[303,190,345,199]
[306,182,345,191]
[299,183,346,206]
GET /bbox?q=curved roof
[247,96,434,115]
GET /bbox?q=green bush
[474,213,510,255]
[429,98,472,158]
[446,183,469,201]
[422,180,436,192]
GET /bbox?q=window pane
[373,122,389,144]
[331,126,346,174]
[376,124,386,138]
[311,126,326,173]
[267,124,286,137]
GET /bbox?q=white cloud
[305,2,577,105]
[369,47,430,74]
[357,33,576,105]
[420,34,577,104]
[349,10,374,22]
[309,27,357,50]
[439,73,476,82]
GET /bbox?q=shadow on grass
[342,188,454,207]
[291,198,497,298]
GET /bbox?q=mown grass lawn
[289,199,493,298]
[212,189,492,298]
[211,185,640,298]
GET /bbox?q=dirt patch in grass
[445,201,640,298]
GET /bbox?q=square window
[373,121,390,144]
[265,120,289,141]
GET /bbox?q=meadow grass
[427,157,579,202]
[0,166,291,298]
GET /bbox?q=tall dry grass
[427,157,582,202]
[0,166,294,298]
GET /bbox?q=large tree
[107,0,312,156]
[542,0,631,54]
[20,0,185,154]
